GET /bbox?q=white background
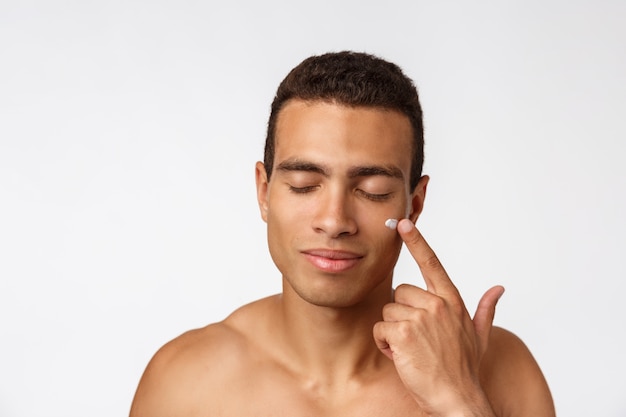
[1,1,625,416]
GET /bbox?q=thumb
[472,285,505,355]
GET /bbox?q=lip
[301,249,363,273]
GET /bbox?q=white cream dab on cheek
[384,218,398,230]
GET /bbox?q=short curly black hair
[264,51,424,190]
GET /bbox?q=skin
[129,100,555,417]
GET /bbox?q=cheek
[266,194,310,246]
[354,199,408,233]
[356,214,403,254]
[364,232,403,281]
[375,231,403,256]
[268,191,316,226]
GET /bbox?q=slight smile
[301,249,363,273]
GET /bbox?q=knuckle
[423,254,442,270]
[393,284,415,303]
[449,298,465,315]
[425,297,450,320]
[396,321,414,340]
[372,321,383,335]
[429,295,446,313]
[381,303,395,319]
[407,232,423,246]
[395,283,411,294]
[410,308,427,325]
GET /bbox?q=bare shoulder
[129,323,246,417]
[480,326,556,417]
[129,296,277,417]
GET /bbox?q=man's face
[256,100,427,308]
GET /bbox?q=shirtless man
[129,51,555,416]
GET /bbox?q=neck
[276,276,394,383]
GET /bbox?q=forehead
[274,100,413,172]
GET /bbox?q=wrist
[430,381,496,417]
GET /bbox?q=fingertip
[396,218,415,234]
[480,285,505,307]
[494,285,505,302]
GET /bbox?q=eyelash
[288,186,392,202]
[358,190,393,202]
[289,185,318,194]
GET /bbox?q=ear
[408,175,429,223]
[255,161,270,222]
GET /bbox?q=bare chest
[208,368,426,417]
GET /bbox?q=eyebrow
[347,165,404,180]
[276,158,404,180]
[277,159,329,176]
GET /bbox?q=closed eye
[358,190,393,202]
[288,185,319,194]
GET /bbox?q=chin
[293,277,389,310]
[304,293,360,308]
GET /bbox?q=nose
[311,188,358,238]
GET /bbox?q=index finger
[396,218,460,296]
